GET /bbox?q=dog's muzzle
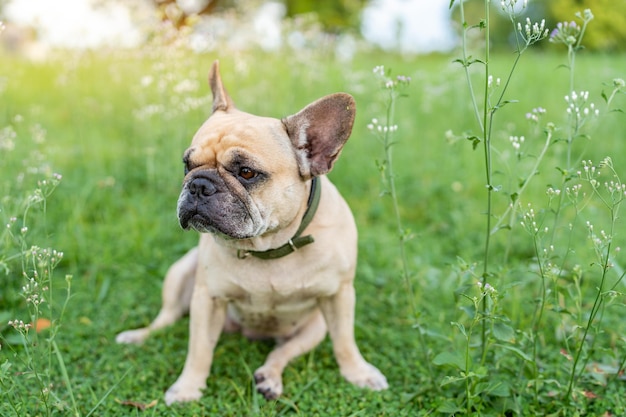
[177,173,258,238]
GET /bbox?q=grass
[1,37,625,415]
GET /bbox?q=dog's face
[177,61,356,240]
[177,112,304,239]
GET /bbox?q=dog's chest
[222,277,324,336]
[224,267,337,306]
[228,291,317,335]
[212,263,338,335]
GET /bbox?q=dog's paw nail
[256,384,279,400]
[253,367,283,400]
[259,389,278,400]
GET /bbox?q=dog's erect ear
[208,60,235,113]
[283,93,356,178]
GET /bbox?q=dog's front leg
[319,281,388,391]
[164,280,227,405]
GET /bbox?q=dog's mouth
[176,170,266,240]
[177,190,262,239]
[181,212,256,240]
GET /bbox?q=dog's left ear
[284,93,356,178]
[208,60,235,113]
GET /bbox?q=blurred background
[1,0,625,59]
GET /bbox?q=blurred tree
[153,0,220,29]
[284,0,366,32]
[151,0,364,33]
[0,0,8,19]
[450,0,626,52]
[541,0,626,51]
[450,0,518,50]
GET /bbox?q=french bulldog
[116,60,388,404]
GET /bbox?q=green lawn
[1,45,626,416]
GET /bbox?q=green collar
[237,177,321,260]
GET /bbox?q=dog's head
[176,61,355,240]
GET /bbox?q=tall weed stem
[480,0,493,355]
[369,67,437,382]
[370,67,416,318]
[565,158,624,400]
[455,0,548,356]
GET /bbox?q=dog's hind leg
[253,310,327,400]
[116,247,198,344]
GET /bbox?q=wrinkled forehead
[185,111,295,168]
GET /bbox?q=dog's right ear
[208,60,235,113]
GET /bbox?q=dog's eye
[239,167,257,180]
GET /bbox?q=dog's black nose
[188,177,216,198]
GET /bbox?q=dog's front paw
[115,328,150,344]
[164,380,205,405]
[342,362,389,391]
[253,366,283,400]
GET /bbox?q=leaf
[466,135,481,150]
[2,332,27,345]
[400,392,418,403]
[451,321,467,337]
[440,375,467,387]
[492,322,515,342]
[493,100,519,111]
[601,90,608,103]
[469,20,487,30]
[0,311,12,330]
[583,390,598,399]
[460,304,476,319]
[433,351,466,370]
[475,379,511,397]
[452,58,468,67]
[79,316,93,326]
[437,400,463,413]
[448,0,456,10]
[493,344,533,362]
[115,399,158,411]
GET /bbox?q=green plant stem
[382,90,417,319]
[492,129,553,236]
[464,324,473,415]
[376,76,438,385]
[53,340,79,416]
[480,0,492,358]
[604,85,623,109]
[550,41,579,247]
[550,49,586,248]
[560,16,592,206]
[607,326,626,389]
[565,202,617,400]
[85,367,134,417]
[459,1,483,131]
[564,253,610,400]
[565,167,624,398]
[0,375,21,415]
[530,235,547,407]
